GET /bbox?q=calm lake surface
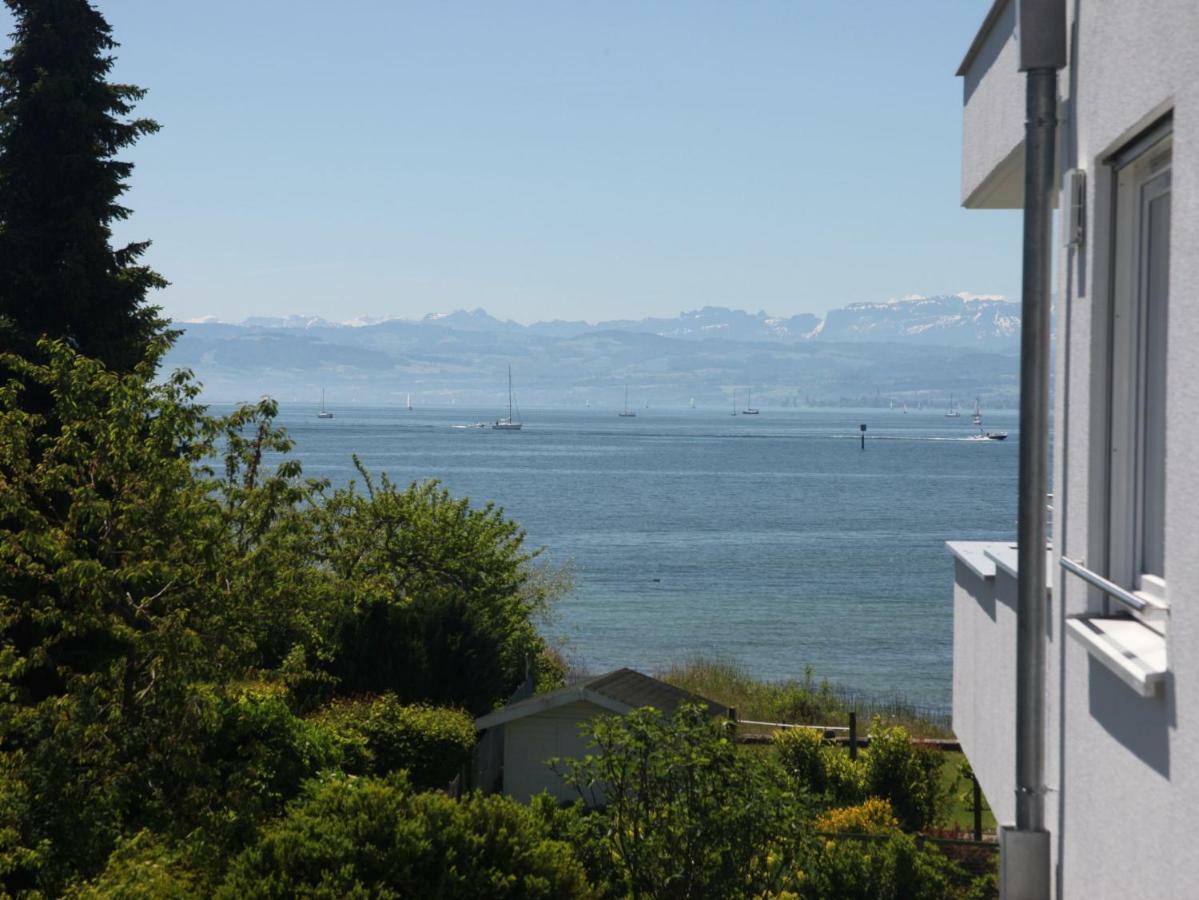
[240,404,1017,710]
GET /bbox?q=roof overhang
[474,685,634,730]
[957,0,1015,77]
[957,0,1026,209]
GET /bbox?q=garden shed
[472,668,728,804]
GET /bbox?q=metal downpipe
[1015,66,1056,838]
[1001,65,1058,900]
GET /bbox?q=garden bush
[63,831,202,899]
[775,728,864,807]
[776,720,943,831]
[815,798,900,836]
[312,694,475,789]
[801,830,958,900]
[558,704,809,899]
[860,720,944,831]
[218,773,596,899]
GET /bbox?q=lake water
[248,404,1017,710]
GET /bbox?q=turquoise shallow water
[240,404,1017,710]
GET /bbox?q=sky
[3,1,1020,325]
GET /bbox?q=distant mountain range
[221,294,1018,348]
[165,294,1021,406]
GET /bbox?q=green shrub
[824,748,868,807]
[814,798,899,835]
[312,695,475,789]
[218,773,596,899]
[801,831,957,900]
[776,721,943,831]
[166,682,342,861]
[861,721,943,832]
[63,831,202,899]
[775,728,864,807]
[558,704,809,899]
[775,728,828,792]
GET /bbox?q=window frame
[1104,121,1172,630]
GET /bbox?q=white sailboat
[619,385,636,417]
[742,387,760,415]
[689,397,696,409]
[731,389,738,416]
[492,366,523,430]
[317,388,334,419]
[972,397,982,426]
[945,395,961,418]
[406,392,413,411]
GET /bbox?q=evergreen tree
[0,0,167,372]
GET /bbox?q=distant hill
[166,295,1020,405]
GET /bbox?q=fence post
[727,706,737,741]
[848,711,858,760]
[972,773,983,841]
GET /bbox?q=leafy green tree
[0,0,167,373]
[557,704,810,900]
[0,344,325,892]
[0,343,569,890]
[313,462,559,714]
[218,773,597,899]
[0,345,228,891]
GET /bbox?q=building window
[1107,122,1171,616]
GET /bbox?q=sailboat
[689,397,696,409]
[619,385,636,417]
[731,389,738,416]
[742,388,760,415]
[972,397,982,426]
[317,388,334,419]
[492,366,523,430]
[406,392,413,411]
[945,395,961,418]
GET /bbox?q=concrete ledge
[1066,616,1168,698]
[947,541,1000,580]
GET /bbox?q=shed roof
[474,668,728,730]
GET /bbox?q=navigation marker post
[860,423,867,450]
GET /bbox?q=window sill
[1066,615,1167,697]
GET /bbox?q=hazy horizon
[179,290,1011,327]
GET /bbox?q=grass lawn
[937,750,997,836]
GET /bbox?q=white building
[950,1,1198,897]
[472,668,727,804]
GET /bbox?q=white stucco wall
[950,551,1016,827]
[501,700,603,804]
[957,2,1199,896]
[1053,2,1199,898]
[959,0,1025,208]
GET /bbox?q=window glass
[1138,178,1169,578]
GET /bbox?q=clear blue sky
[4,1,1019,324]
